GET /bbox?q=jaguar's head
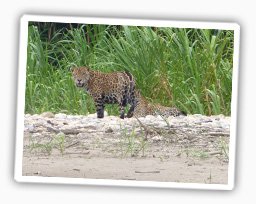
[71,66,90,88]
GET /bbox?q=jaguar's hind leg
[126,91,136,118]
[127,105,135,118]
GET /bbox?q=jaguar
[129,90,187,118]
[72,66,136,119]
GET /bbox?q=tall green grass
[25,23,234,116]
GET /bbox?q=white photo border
[15,14,240,190]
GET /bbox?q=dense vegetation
[25,22,234,116]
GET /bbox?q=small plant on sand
[218,136,229,161]
[181,146,209,159]
[53,132,66,155]
[204,170,212,184]
[190,149,209,159]
[157,112,171,127]
[119,125,148,158]
[137,131,148,157]
[29,132,66,155]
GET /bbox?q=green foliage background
[25,22,234,116]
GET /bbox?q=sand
[22,113,230,184]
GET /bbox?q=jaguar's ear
[70,66,75,72]
[83,66,90,71]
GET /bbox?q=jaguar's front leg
[94,95,105,118]
[119,103,125,119]
[96,102,104,118]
